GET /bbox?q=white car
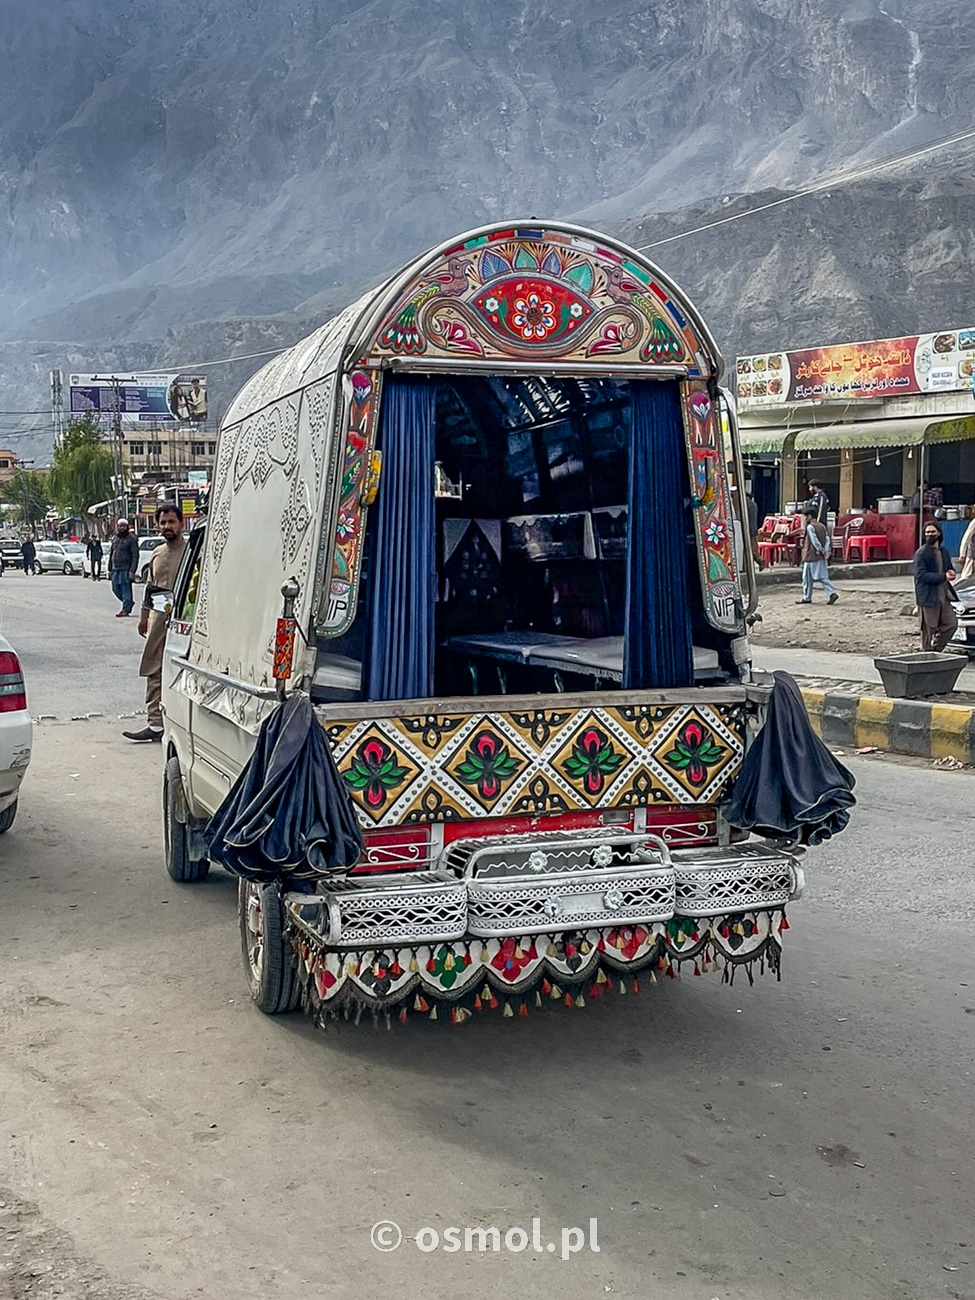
[0,633,31,832]
[32,540,86,575]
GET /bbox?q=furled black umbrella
[724,671,856,846]
[205,693,364,883]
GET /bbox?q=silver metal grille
[671,844,801,917]
[467,863,676,937]
[287,872,467,948]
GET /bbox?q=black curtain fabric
[364,374,437,701]
[623,381,695,690]
[205,694,364,883]
[724,672,856,846]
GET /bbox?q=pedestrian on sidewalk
[20,538,35,576]
[913,522,958,652]
[796,504,838,605]
[86,534,103,581]
[806,479,829,525]
[108,518,139,617]
[123,502,186,743]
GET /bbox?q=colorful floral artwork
[663,720,727,788]
[681,380,743,632]
[325,702,745,826]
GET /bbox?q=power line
[637,123,975,252]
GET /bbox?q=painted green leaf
[565,262,594,294]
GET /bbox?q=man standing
[807,479,829,525]
[123,503,186,743]
[20,537,35,576]
[796,504,839,605]
[108,518,139,617]
[86,534,103,581]
[913,522,958,652]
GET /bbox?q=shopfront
[737,330,975,554]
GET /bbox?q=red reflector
[0,652,20,675]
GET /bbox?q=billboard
[68,373,208,427]
[737,328,975,410]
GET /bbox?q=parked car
[950,574,975,656]
[32,541,86,574]
[0,541,23,572]
[0,633,31,832]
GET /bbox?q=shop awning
[794,416,932,451]
[925,414,975,444]
[739,429,791,455]
[791,413,975,452]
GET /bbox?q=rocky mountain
[1,0,973,459]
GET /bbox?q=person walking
[913,522,958,651]
[108,518,139,617]
[806,479,829,525]
[123,502,186,742]
[20,537,36,576]
[86,534,104,581]
[796,504,838,605]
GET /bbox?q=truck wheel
[163,756,209,882]
[0,800,18,834]
[238,879,301,1014]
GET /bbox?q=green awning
[739,430,790,455]
[794,416,932,451]
[926,414,975,444]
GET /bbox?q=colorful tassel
[564,992,575,1008]
[409,956,419,973]
[550,983,562,1000]
[518,1002,529,1019]
[429,1006,438,1021]
[398,1007,409,1024]
[632,979,641,995]
[474,994,482,1012]
[574,993,585,1009]
[595,969,608,986]
[541,978,553,996]
[535,991,543,1008]
[502,1002,514,1019]
[619,980,627,996]
[414,994,429,1013]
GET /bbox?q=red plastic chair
[844,517,890,562]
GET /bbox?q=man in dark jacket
[108,518,139,617]
[20,538,36,576]
[913,522,958,651]
[86,535,103,581]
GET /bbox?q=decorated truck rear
[161,220,854,1022]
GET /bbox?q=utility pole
[50,370,64,448]
[90,375,126,520]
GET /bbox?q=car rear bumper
[0,710,32,808]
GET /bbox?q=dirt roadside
[750,575,924,658]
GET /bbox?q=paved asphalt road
[1,577,973,1300]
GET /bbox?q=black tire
[163,756,209,882]
[0,800,18,834]
[32,563,42,575]
[238,879,301,1014]
[62,561,72,575]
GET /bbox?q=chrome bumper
[285,832,803,950]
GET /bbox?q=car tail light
[0,651,27,712]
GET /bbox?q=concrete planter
[873,652,967,699]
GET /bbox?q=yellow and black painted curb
[801,687,975,764]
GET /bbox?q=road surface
[1,576,973,1300]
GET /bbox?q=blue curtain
[623,381,695,690]
[364,376,437,701]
